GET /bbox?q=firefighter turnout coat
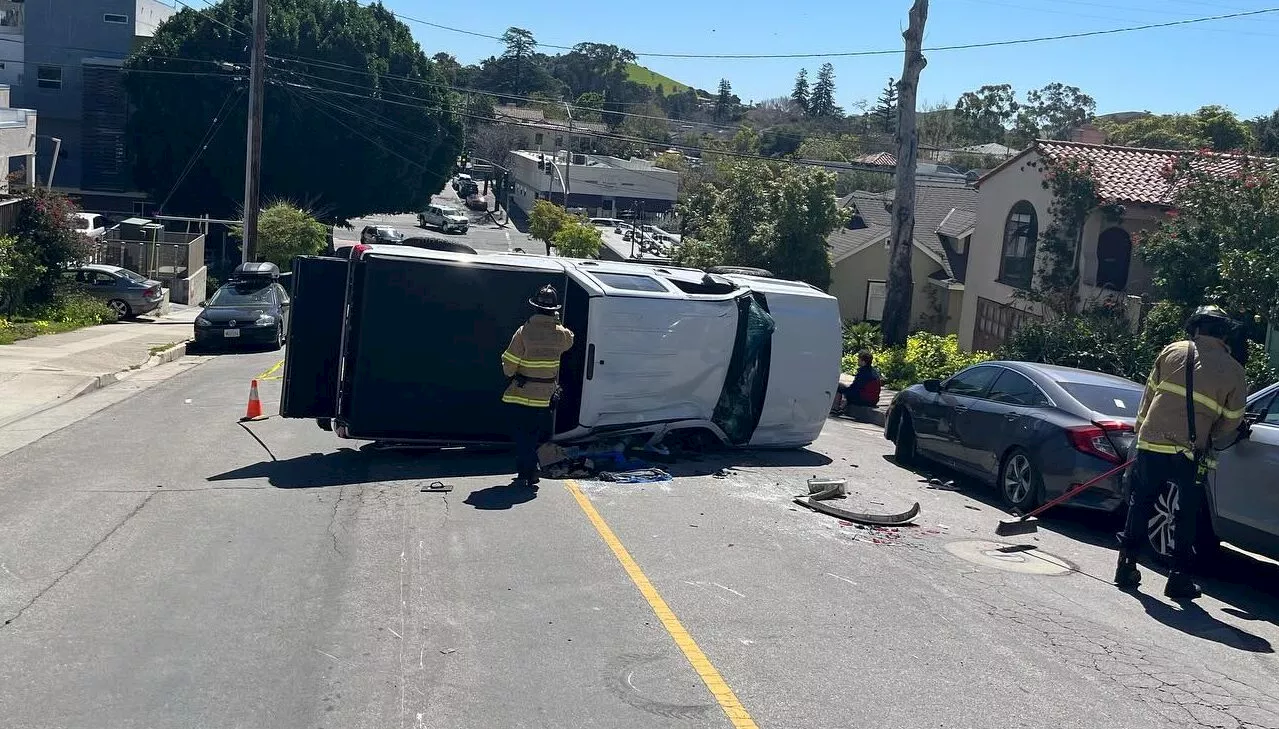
[501,314,575,408]
[1135,335,1247,462]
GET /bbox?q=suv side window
[943,366,998,397]
[1250,392,1279,426]
[988,369,1050,407]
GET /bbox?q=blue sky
[380,0,1279,119]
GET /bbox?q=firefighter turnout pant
[507,403,551,482]
[1120,450,1203,571]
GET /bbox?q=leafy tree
[0,233,39,314]
[551,218,603,258]
[125,0,461,221]
[790,69,809,115]
[1193,105,1252,152]
[529,199,572,255]
[672,160,844,288]
[653,151,686,171]
[501,26,537,95]
[1249,110,1279,156]
[918,101,960,150]
[1012,83,1095,143]
[758,124,806,157]
[808,63,839,118]
[431,52,461,84]
[874,78,897,133]
[1101,106,1258,153]
[12,189,92,305]
[620,102,670,147]
[715,79,735,122]
[795,134,860,162]
[574,91,605,122]
[232,201,326,271]
[1099,113,1203,150]
[1138,151,1278,323]
[953,83,1018,143]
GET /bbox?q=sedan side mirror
[923,379,942,394]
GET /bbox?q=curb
[0,339,192,431]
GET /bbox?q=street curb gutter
[0,339,192,431]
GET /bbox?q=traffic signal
[538,155,545,170]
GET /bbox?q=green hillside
[625,63,690,95]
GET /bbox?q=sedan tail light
[1066,421,1132,464]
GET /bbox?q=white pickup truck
[280,245,842,449]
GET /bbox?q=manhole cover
[943,540,1075,576]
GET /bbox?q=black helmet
[1184,305,1239,339]
[529,285,561,313]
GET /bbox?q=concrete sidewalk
[0,306,198,428]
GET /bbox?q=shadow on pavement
[879,455,1279,623]
[463,482,538,510]
[207,446,512,488]
[1125,589,1275,653]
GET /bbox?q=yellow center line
[565,480,759,729]
[255,359,285,381]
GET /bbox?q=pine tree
[875,77,898,132]
[715,78,734,121]
[791,69,809,115]
[809,63,838,118]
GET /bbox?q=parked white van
[280,246,841,449]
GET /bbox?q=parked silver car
[63,264,164,319]
[1140,382,1279,560]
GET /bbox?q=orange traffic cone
[241,379,264,421]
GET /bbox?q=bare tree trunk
[882,0,929,348]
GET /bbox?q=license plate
[223,329,240,338]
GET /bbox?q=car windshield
[439,207,462,216]
[208,285,273,306]
[1060,382,1143,417]
[73,218,90,230]
[377,229,404,239]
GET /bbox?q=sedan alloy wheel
[1001,450,1040,510]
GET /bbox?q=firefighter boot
[1113,553,1141,590]
[1164,572,1202,601]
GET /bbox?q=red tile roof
[983,140,1260,206]
[855,152,897,167]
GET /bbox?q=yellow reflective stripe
[1222,404,1245,419]
[502,393,551,407]
[1152,380,1232,418]
[501,350,560,369]
[1137,440,1186,455]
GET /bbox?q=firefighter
[500,285,575,488]
[1115,305,1247,600]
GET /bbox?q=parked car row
[885,361,1279,561]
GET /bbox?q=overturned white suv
[280,245,842,449]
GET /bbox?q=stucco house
[827,182,977,334]
[957,139,1252,353]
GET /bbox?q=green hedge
[841,329,993,391]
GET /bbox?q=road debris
[421,481,453,493]
[924,478,960,491]
[793,495,921,526]
[964,504,981,511]
[598,468,671,483]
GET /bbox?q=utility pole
[240,0,268,264]
[563,103,573,212]
[882,0,929,348]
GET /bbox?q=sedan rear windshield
[119,269,146,283]
[208,286,273,306]
[1060,382,1143,417]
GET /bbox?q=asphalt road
[335,188,536,256]
[0,351,1276,729]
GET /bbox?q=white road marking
[825,572,858,586]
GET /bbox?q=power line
[172,0,250,38]
[394,7,1277,59]
[158,85,246,212]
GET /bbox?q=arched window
[1096,227,1132,290]
[998,201,1038,289]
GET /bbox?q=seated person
[835,350,882,411]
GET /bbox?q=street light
[562,102,573,211]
